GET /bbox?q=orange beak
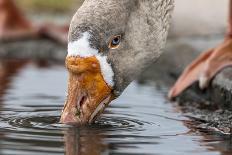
[60,56,114,125]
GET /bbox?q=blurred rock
[0,39,66,62]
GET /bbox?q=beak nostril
[75,95,87,118]
[77,95,87,109]
[80,96,87,107]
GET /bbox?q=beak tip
[60,113,80,125]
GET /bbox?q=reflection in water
[0,60,231,155]
[64,127,107,155]
[0,60,28,100]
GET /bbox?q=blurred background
[14,0,84,26]
[16,0,83,13]
[171,0,227,37]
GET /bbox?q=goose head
[60,0,174,125]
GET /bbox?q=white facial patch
[68,32,98,57]
[96,55,114,87]
[67,32,114,87]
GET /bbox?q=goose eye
[109,35,121,49]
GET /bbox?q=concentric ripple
[8,115,61,129]
[94,115,151,131]
[2,112,148,132]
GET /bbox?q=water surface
[0,60,231,155]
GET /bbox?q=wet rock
[141,36,232,134]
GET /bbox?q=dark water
[0,60,231,155]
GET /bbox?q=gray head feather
[69,0,174,96]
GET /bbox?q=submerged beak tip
[60,93,113,125]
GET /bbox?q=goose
[59,0,175,124]
[60,0,232,124]
[0,0,231,125]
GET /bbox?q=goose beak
[60,56,114,125]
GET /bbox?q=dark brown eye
[109,35,121,49]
